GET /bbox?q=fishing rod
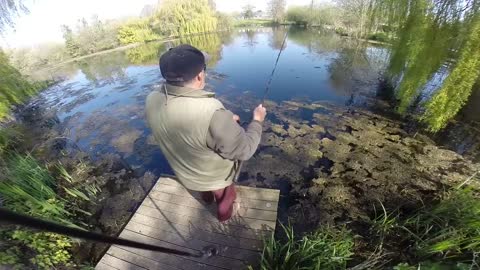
[233,29,289,182]
[0,208,218,259]
[0,31,291,257]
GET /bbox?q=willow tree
[153,0,218,37]
[370,0,480,131]
[0,0,27,33]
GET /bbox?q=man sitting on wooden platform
[146,44,266,222]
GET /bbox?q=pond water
[24,27,480,262]
[35,27,389,176]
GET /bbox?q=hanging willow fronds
[422,15,480,131]
[153,0,218,37]
[369,0,480,131]
[0,0,28,33]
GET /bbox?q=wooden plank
[156,180,280,202]
[143,194,278,221]
[149,189,278,212]
[95,261,118,270]
[125,220,261,263]
[100,254,146,270]
[117,245,221,270]
[152,183,278,211]
[134,207,268,241]
[237,186,281,201]
[131,212,263,251]
[97,177,280,269]
[108,246,178,270]
[159,177,279,197]
[138,199,277,231]
[119,230,250,270]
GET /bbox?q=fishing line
[0,208,218,258]
[234,28,289,182]
[262,29,289,103]
[1,30,291,256]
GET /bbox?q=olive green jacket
[146,84,262,191]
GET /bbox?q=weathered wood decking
[96,177,280,270]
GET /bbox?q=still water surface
[36,27,394,176]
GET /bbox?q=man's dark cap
[159,44,207,83]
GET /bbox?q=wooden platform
[96,177,280,270]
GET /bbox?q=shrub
[153,0,217,37]
[286,6,311,26]
[402,188,480,259]
[0,154,98,269]
[216,12,234,31]
[393,261,471,270]
[117,18,161,45]
[372,187,480,267]
[0,230,73,269]
[260,224,354,270]
[0,51,43,119]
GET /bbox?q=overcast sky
[1,0,314,48]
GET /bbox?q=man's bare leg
[213,184,237,222]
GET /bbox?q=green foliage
[422,16,480,131]
[61,16,120,57]
[61,25,81,58]
[0,127,22,154]
[117,18,161,45]
[11,231,72,269]
[286,5,339,27]
[372,188,480,267]
[126,42,164,65]
[215,12,234,31]
[0,153,99,269]
[173,33,225,67]
[242,4,256,19]
[0,154,74,224]
[403,188,480,258]
[268,0,287,23]
[371,0,480,130]
[394,261,471,270]
[7,44,68,77]
[0,50,44,119]
[153,0,218,37]
[260,224,354,270]
[286,6,311,25]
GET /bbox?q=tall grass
[0,127,22,154]
[260,187,479,269]
[371,187,480,267]
[402,188,480,259]
[0,154,74,225]
[259,224,354,270]
[0,154,99,269]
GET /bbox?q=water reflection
[126,42,166,65]
[269,27,288,51]
[38,27,390,173]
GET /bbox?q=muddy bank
[10,102,156,263]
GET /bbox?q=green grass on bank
[259,187,480,270]
[0,51,49,120]
[0,149,99,268]
[259,225,354,270]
